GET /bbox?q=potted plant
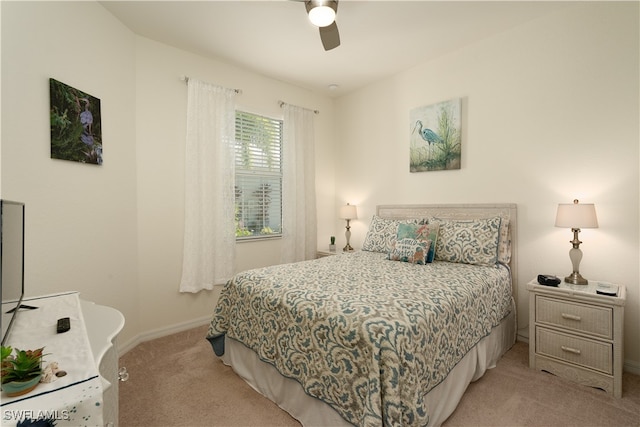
[329,236,336,252]
[1,346,45,397]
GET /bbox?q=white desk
[1,292,124,426]
[81,299,125,426]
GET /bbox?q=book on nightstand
[596,282,619,296]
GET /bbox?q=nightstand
[317,250,357,258]
[316,250,338,258]
[527,278,626,397]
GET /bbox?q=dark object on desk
[17,418,57,427]
[1,199,26,346]
[6,304,38,313]
[537,274,561,286]
[56,317,70,333]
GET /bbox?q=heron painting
[410,98,461,172]
[50,78,103,165]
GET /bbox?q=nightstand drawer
[536,296,612,339]
[536,327,612,374]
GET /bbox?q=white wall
[1,1,337,349]
[133,36,336,338]
[1,1,141,345]
[334,2,639,370]
[2,1,638,371]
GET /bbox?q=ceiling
[100,1,569,96]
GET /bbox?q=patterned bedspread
[207,251,512,426]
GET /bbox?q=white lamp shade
[308,5,335,27]
[555,200,598,229]
[339,204,357,220]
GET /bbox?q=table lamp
[555,199,598,285]
[339,203,357,252]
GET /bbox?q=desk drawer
[536,296,612,339]
[536,327,612,374]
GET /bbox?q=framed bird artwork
[409,98,461,172]
[50,78,103,165]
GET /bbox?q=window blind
[235,111,283,238]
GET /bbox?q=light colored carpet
[119,325,640,426]
[443,340,640,427]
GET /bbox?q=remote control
[56,317,70,333]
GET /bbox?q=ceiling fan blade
[319,22,340,51]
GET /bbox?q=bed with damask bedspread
[207,204,518,426]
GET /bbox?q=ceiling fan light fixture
[308,5,335,27]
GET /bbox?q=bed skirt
[220,300,517,427]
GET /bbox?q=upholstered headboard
[376,203,518,301]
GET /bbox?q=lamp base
[343,244,354,252]
[564,272,588,285]
[565,239,588,285]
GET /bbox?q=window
[234,110,283,240]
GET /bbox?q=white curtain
[179,79,237,293]
[281,104,317,263]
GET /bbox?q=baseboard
[516,332,529,344]
[118,315,212,356]
[624,359,640,376]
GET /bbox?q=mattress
[207,250,514,426]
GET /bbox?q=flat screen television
[1,200,26,346]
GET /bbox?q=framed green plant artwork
[49,78,103,165]
[410,98,461,172]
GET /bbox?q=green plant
[235,225,252,237]
[1,346,45,384]
[330,236,335,245]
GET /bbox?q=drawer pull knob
[561,313,581,321]
[561,345,582,355]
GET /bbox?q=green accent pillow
[387,223,434,265]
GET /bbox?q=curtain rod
[180,75,242,94]
[278,100,319,115]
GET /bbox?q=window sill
[236,235,283,243]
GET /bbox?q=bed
[207,203,518,426]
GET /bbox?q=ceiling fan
[303,0,340,51]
